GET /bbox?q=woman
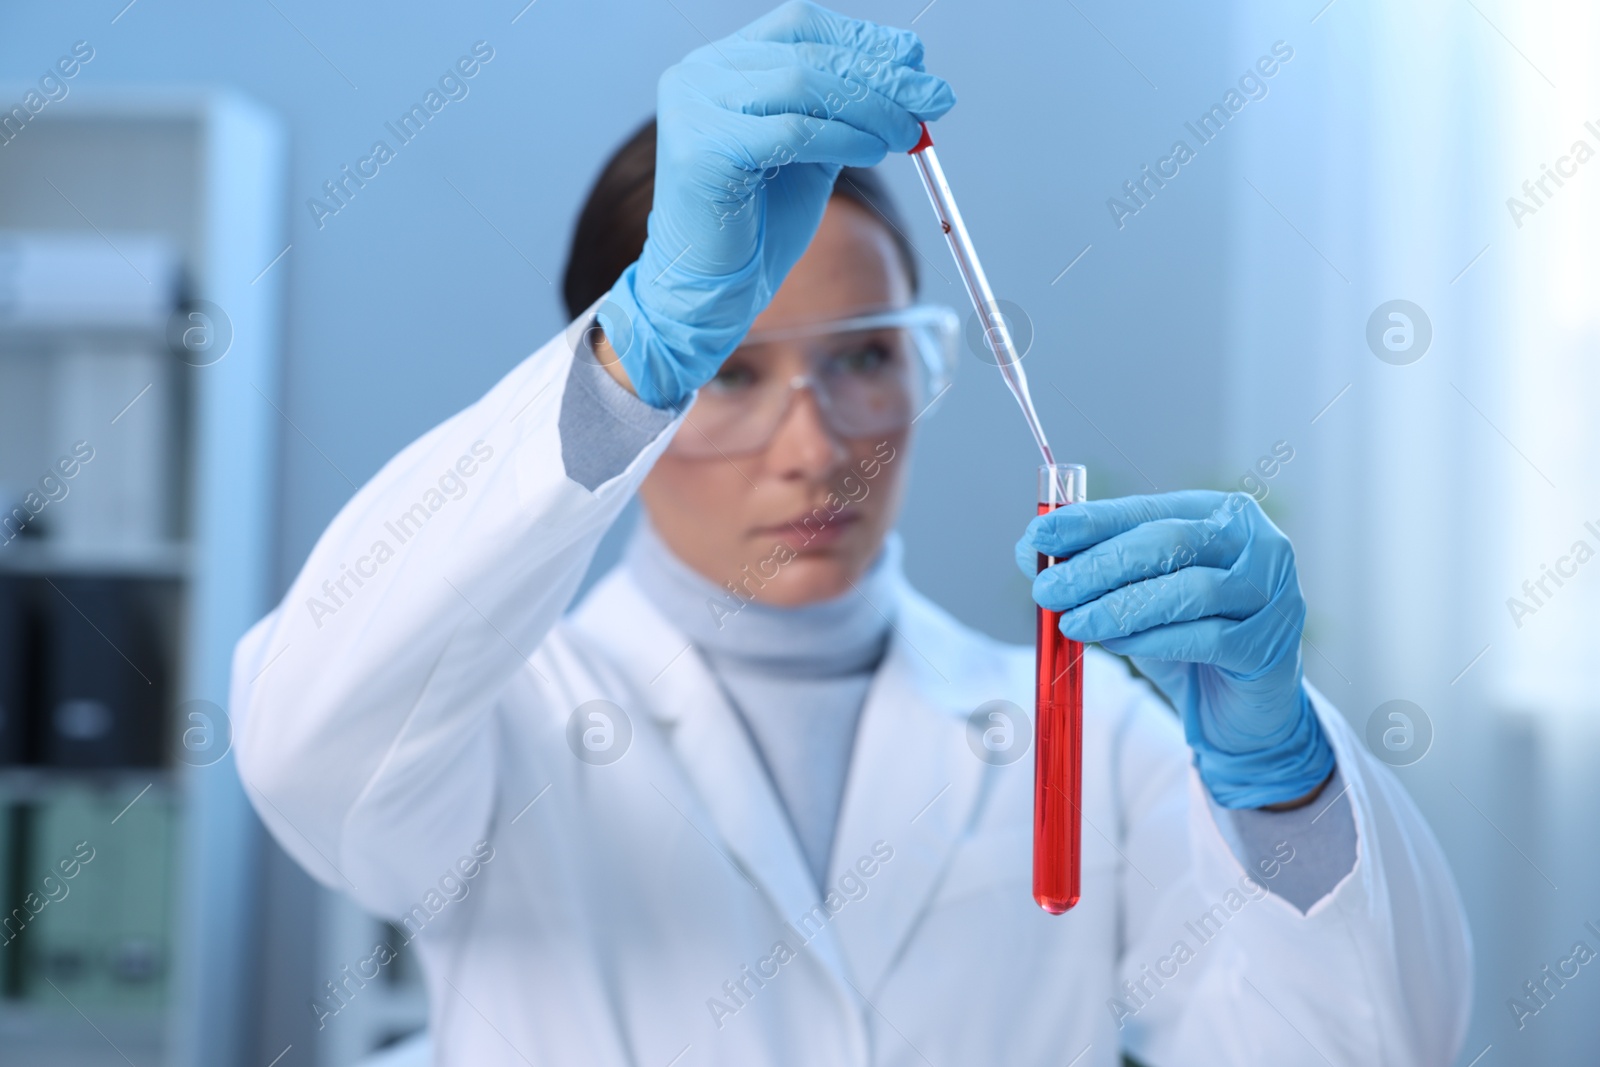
[232,4,1471,1064]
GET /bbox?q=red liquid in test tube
[1034,464,1086,914]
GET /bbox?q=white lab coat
[231,309,1472,1067]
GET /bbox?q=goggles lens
[668,305,958,459]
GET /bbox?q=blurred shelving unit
[0,90,284,1066]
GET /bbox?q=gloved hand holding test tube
[907,124,1086,913]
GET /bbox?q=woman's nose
[762,382,849,478]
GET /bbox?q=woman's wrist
[1189,685,1337,810]
[1259,766,1336,811]
[593,333,638,396]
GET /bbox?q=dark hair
[562,117,920,320]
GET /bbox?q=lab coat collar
[570,553,995,1016]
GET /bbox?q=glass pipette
[907,124,1060,482]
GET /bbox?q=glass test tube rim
[1038,463,1087,508]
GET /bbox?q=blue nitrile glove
[1016,491,1335,809]
[596,1,956,410]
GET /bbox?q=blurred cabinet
[0,91,284,1066]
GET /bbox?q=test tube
[1035,463,1086,914]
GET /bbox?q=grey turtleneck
[624,516,898,887]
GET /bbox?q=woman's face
[639,197,915,607]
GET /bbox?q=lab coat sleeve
[1112,679,1472,1067]
[229,301,687,919]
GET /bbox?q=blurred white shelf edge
[0,230,182,331]
[0,1002,165,1064]
[0,540,190,577]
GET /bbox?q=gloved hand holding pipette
[598,2,955,410]
[1018,490,1337,809]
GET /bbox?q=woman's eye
[829,342,892,376]
[708,363,757,392]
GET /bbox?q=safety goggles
[667,305,959,459]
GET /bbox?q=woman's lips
[753,508,861,551]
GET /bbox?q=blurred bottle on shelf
[0,230,181,554]
[9,780,174,1009]
[49,343,175,550]
[41,578,167,769]
[0,576,30,765]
